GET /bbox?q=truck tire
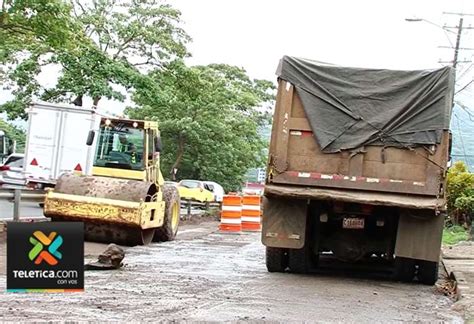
[266,247,288,272]
[153,185,180,242]
[289,245,313,274]
[417,260,439,285]
[395,257,416,282]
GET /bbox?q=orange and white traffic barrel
[241,195,262,232]
[219,195,242,232]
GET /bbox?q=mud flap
[394,209,444,262]
[262,196,307,249]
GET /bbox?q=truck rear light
[361,204,373,214]
[376,219,385,227]
[320,213,328,222]
[0,165,10,171]
[333,202,344,213]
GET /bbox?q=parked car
[203,181,224,202]
[177,180,214,203]
[0,153,27,188]
[164,181,179,188]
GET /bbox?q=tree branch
[0,24,34,34]
[113,31,141,59]
[74,0,87,16]
[170,133,185,181]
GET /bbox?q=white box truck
[24,102,100,189]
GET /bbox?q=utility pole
[440,12,474,69]
[452,17,463,69]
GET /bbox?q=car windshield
[180,180,200,189]
[5,156,23,165]
[93,122,145,171]
[6,158,24,169]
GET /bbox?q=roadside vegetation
[444,161,474,245]
[443,225,469,245]
[0,0,275,191]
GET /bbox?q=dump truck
[43,115,180,246]
[262,56,455,285]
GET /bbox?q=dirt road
[0,221,463,322]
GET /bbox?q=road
[0,200,43,220]
[0,220,463,322]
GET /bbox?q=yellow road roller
[43,117,180,246]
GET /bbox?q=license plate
[343,217,364,229]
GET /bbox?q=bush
[446,161,474,225]
[443,225,469,245]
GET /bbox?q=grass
[442,225,469,245]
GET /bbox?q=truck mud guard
[262,196,307,249]
[395,209,445,263]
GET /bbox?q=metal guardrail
[180,200,221,218]
[0,188,220,221]
[0,187,46,221]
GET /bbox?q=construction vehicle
[43,116,180,246]
[262,56,454,285]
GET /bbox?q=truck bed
[267,79,450,198]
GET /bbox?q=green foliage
[1,1,274,191]
[0,0,190,118]
[447,161,474,222]
[0,0,83,119]
[0,119,26,152]
[0,0,80,59]
[442,225,469,245]
[128,60,275,191]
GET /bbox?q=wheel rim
[171,201,179,231]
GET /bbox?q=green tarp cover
[276,56,455,153]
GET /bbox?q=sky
[172,0,474,81]
[2,0,474,121]
[171,0,474,114]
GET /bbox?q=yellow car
[178,180,215,203]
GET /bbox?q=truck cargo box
[24,102,100,188]
[267,56,454,202]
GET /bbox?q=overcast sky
[173,0,474,104]
[2,0,474,121]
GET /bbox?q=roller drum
[45,173,159,246]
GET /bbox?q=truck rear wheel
[417,260,439,285]
[153,185,180,242]
[289,245,314,274]
[266,247,288,272]
[395,257,416,282]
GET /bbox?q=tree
[446,161,474,226]
[0,0,83,119]
[128,60,275,191]
[0,0,80,59]
[0,0,190,119]
[0,119,26,152]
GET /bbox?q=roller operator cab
[44,117,181,246]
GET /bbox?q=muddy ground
[0,220,465,322]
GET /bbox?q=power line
[457,62,474,80]
[441,12,474,69]
[455,101,474,121]
[455,113,468,161]
[443,12,474,17]
[456,79,474,95]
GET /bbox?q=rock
[84,244,125,270]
